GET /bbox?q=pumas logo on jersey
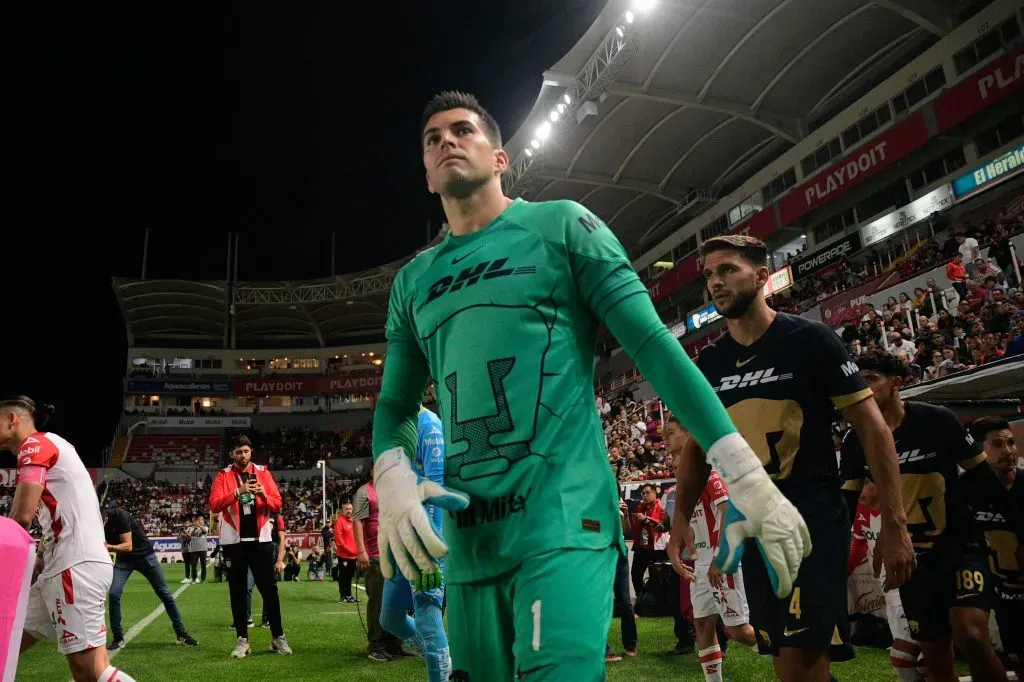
[896,449,936,464]
[714,368,793,393]
[421,258,536,308]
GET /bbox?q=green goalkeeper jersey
[382,198,641,583]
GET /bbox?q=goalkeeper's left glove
[708,433,812,599]
[374,447,470,583]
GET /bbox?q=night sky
[3,1,605,463]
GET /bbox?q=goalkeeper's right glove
[708,435,811,599]
[374,448,469,584]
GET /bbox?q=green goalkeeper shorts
[447,545,617,681]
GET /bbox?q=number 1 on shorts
[531,599,542,651]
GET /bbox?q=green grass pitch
[17,562,953,681]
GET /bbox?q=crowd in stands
[786,198,1023,318]
[233,426,372,469]
[99,479,208,536]
[598,395,674,483]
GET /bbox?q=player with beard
[668,236,916,682]
[968,417,1024,672]
[842,351,1022,682]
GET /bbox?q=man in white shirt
[957,234,980,263]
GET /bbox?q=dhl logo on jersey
[714,367,794,393]
[896,449,937,465]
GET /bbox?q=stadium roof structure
[113,264,401,349]
[501,0,951,257]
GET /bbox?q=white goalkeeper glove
[708,434,812,599]
[373,447,470,583]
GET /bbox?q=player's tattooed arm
[842,397,916,589]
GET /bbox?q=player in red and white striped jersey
[667,415,755,682]
[1,396,138,682]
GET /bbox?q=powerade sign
[793,232,862,281]
[125,379,234,395]
[952,144,1024,200]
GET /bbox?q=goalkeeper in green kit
[371,91,811,680]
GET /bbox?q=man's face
[342,504,353,519]
[422,108,507,199]
[703,250,765,318]
[641,486,657,506]
[664,421,688,455]
[861,369,900,410]
[983,429,1017,477]
[231,445,252,469]
[0,409,18,452]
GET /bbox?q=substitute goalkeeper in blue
[370,91,808,681]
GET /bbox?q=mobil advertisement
[952,144,1024,200]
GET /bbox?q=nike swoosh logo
[736,356,757,368]
[783,627,810,636]
[451,246,483,265]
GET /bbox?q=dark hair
[666,413,681,427]
[229,435,252,451]
[421,91,502,149]
[698,235,769,267]
[854,350,907,380]
[0,395,55,429]
[970,417,1012,442]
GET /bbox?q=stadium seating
[124,434,222,470]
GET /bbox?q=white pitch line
[68,583,191,682]
[110,583,191,659]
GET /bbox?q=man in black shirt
[842,351,1022,682]
[969,417,1024,672]
[670,235,914,682]
[103,501,198,649]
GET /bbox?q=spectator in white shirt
[957,233,980,262]
[888,332,917,356]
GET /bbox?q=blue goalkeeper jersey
[416,406,446,536]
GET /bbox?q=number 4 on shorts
[788,586,802,620]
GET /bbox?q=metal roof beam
[504,18,641,199]
[875,0,950,36]
[751,3,876,113]
[533,170,678,204]
[286,283,325,348]
[233,273,395,306]
[696,0,799,104]
[110,279,135,346]
[604,84,801,142]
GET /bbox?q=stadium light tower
[316,459,327,528]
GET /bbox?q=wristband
[706,432,763,484]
